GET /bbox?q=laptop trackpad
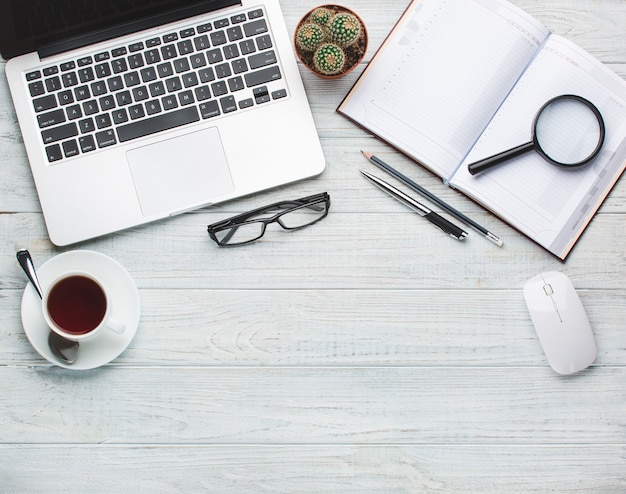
[127,127,234,217]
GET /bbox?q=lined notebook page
[339,0,548,178]
[453,35,626,258]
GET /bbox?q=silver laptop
[1,0,325,246]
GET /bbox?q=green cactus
[311,7,332,26]
[313,43,346,76]
[328,13,361,47]
[296,23,325,51]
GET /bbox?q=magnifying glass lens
[534,97,604,166]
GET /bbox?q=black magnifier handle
[467,141,535,175]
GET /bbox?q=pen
[360,170,468,241]
[361,151,503,246]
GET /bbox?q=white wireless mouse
[523,271,596,375]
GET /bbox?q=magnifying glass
[467,94,605,176]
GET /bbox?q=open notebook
[338,0,626,260]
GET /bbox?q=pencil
[361,151,503,246]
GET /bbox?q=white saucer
[21,250,140,370]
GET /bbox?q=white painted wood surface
[1,1,625,492]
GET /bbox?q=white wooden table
[1,1,625,491]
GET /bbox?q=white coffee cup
[42,271,125,342]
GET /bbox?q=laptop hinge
[38,0,241,59]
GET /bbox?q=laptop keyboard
[24,7,287,163]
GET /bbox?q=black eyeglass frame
[207,192,330,246]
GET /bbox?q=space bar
[117,107,200,143]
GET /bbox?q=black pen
[360,170,468,241]
[362,151,503,246]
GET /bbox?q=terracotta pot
[294,4,368,80]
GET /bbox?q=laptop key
[161,95,178,110]
[128,54,145,69]
[210,31,227,46]
[96,129,117,147]
[58,90,74,105]
[95,62,112,78]
[248,50,276,70]
[272,89,287,100]
[42,122,78,144]
[62,139,79,158]
[129,105,146,120]
[190,54,207,69]
[140,67,158,82]
[161,44,177,60]
[220,95,237,113]
[178,90,195,106]
[146,100,162,115]
[37,109,66,128]
[199,100,220,119]
[74,86,91,101]
[29,81,46,97]
[129,42,144,53]
[78,118,95,133]
[194,35,210,51]
[182,73,198,87]
[26,70,41,81]
[78,67,95,83]
[227,26,244,42]
[62,72,79,87]
[112,109,129,124]
[244,19,268,37]
[45,144,63,162]
[211,81,228,97]
[112,59,128,73]
[111,47,127,57]
[244,66,281,87]
[116,106,199,142]
[177,40,194,55]
[256,35,272,51]
[79,135,96,152]
[145,49,161,64]
[45,76,62,92]
[197,23,213,33]
[194,85,211,101]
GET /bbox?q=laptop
[1,0,325,246]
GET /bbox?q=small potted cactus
[294,5,367,79]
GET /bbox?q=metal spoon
[16,249,79,365]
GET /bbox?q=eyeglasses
[207,192,330,246]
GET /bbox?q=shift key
[244,66,281,87]
[41,122,78,144]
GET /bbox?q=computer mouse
[523,271,596,375]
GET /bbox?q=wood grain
[1,0,625,492]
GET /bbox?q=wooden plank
[2,288,625,366]
[1,366,624,444]
[2,444,625,493]
[1,211,625,290]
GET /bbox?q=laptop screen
[0,0,239,60]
